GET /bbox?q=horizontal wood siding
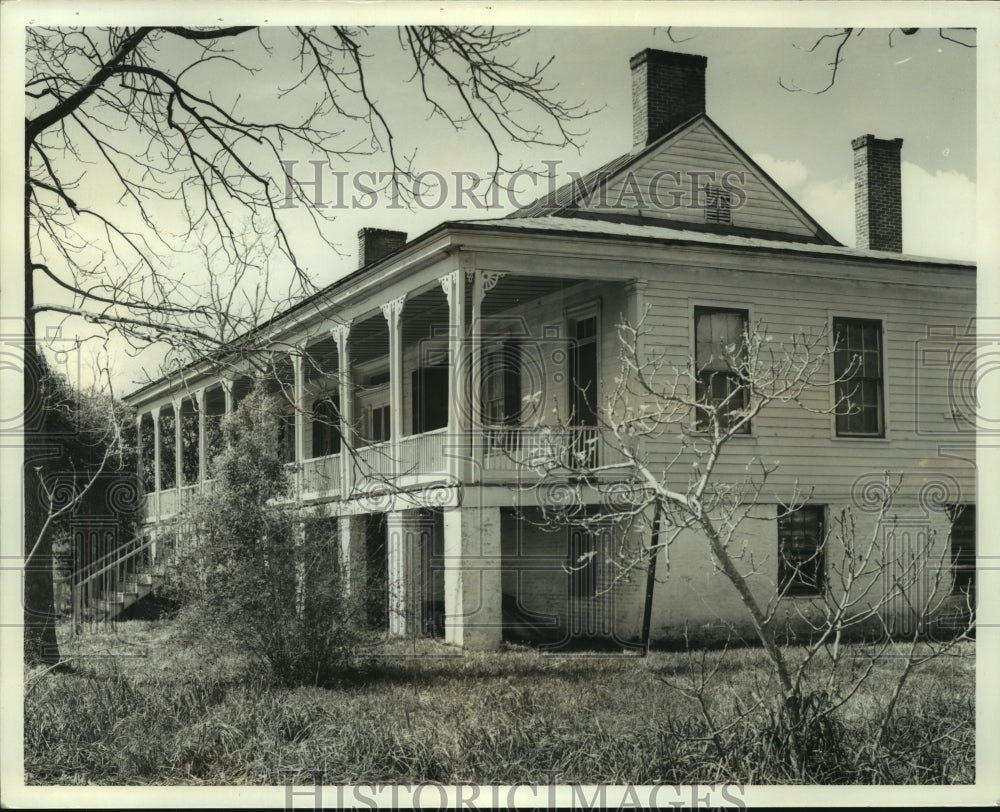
[582,122,818,238]
[638,262,975,505]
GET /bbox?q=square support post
[443,505,502,649]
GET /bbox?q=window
[483,340,522,449]
[833,317,884,437]
[311,395,341,457]
[568,316,599,468]
[568,527,599,601]
[412,365,449,434]
[370,404,391,443]
[948,505,976,598]
[694,307,749,433]
[704,185,732,225]
[778,506,825,596]
[568,316,598,427]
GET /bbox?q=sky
[277,25,977,284]
[301,25,976,263]
[14,17,981,394]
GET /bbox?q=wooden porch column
[439,269,467,482]
[220,379,235,457]
[151,405,162,523]
[292,351,306,494]
[332,322,354,496]
[469,268,507,477]
[135,412,148,527]
[381,296,406,477]
[173,399,184,492]
[135,412,144,489]
[195,388,207,489]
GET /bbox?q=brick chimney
[852,135,903,253]
[630,49,707,149]
[358,228,407,268]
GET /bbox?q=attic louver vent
[704,185,732,225]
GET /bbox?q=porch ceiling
[480,275,580,318]
[351,312,389,367]
[402,286,449,346]
[304,334,339,381]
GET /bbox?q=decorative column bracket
[469,270,507,311]
[379,295,406,326]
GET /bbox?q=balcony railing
[141,426,622,522]
[356,440,396,480]
[180,484,198,508]
[397,428,451,480]
[302,453,341,495]
[158,488,177,517]
[482,426,611,472]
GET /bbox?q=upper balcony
[135,270,641,522]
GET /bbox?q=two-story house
[117,49,976,650]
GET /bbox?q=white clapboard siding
[581,120,822,239]
[637,262,974,503]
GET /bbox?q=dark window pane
[312,396,341,457]
[370,404,390,443]
[569,528,598,600]
[833,317,884,437]
[483,341,522,452]
[778,506,825,596]
[569,320,598,429]
[571,342,598,426]
[413,366,449,434]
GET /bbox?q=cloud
[797,178,855,248]
[793,164,975,262]
[751,153,808,189]
[901,163,976,262]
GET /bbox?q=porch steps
[72,535,168,630]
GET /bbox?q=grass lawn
[24,620,974,786]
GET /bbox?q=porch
[134,268,642,523]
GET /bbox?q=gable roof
[509,113,840,246]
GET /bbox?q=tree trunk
[700,515,806,775]
[640,500,661,655]
[24,166,61,667]
[23,339,61,666]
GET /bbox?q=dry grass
[24,621,974,785]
